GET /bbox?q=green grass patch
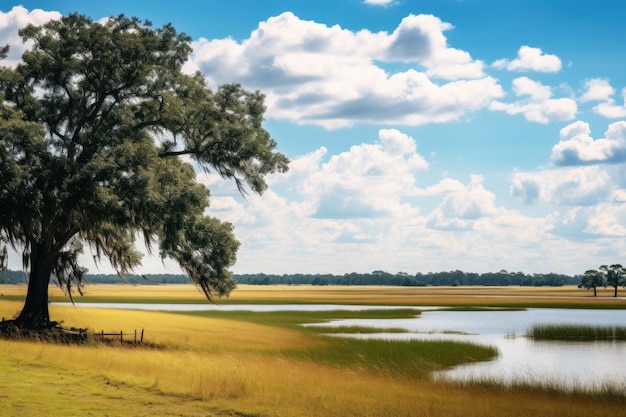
[179,308,496,378]
[297,337,498,378]
[304,325,410,334]
[0,294,25,303]
[0,354,222,416]
[182,308,422,329]
[528,324,626,341]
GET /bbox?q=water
[56,302,626,389]
[311,308,626,389]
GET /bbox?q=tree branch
[158,149,195,157]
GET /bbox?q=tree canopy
[0,13,288,330]
[599,264,625,298]
[578,265,625,297]
[579,269,605,297]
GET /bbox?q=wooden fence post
[94,329,144,344]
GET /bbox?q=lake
[57,303,626,390]
[310,308,626,390]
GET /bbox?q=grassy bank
[1,284,626,416]
[180,309,497,378]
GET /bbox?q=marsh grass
[2,285,626,416]
[177,309,497,378]
[304,324,409,333]
[298,337,498,378]
[529,324,626,341]
[183,308,422,330]
[441,372,626,403]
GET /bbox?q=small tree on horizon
[599,264,625,298]
[579,269,604,297]
[0,14,289,331]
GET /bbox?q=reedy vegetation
[2,285,626,417]
[528,324,626,340]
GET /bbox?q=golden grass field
[2,282,622,306]
[1,284,625,417]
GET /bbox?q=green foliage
[577,264,626,297]
[235,270,579,286]
[599,264,625,297]
[0,14,287,327]
[579,269,605,296]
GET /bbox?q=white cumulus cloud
[364,0,396,6]
[0,6,61,67]
[510,120,626,243]
[547,205,626,238]
[592,87,626,118]
[303,130,428,218]
[426,175,499,230]
[576,79,626,119]
[580,78,615,103]
[492,45,562,73]
[189,12,502,129]
[490,77,577,123]
[511,166,616,206]
[551,120,626,165]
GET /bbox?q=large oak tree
[0,14,288,330]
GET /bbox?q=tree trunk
[15,244,55,330]
[593,287,597,297]
[614,285,618,298]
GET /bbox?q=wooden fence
[96,329,144,344]
[0,319,145,345]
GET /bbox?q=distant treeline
[0,269,580,287]
[235,270,579,287]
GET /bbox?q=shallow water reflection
[313,308,626,389]
[57,302,626,389]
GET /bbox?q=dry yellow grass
[4,282,622,306]
[51,305,317,353]
[227,284,624,306]
[0,284,626,307]
[0,331,620,417]
[1,284,625,416]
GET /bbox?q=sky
[2,0,626,277]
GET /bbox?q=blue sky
[2,1,626,276]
